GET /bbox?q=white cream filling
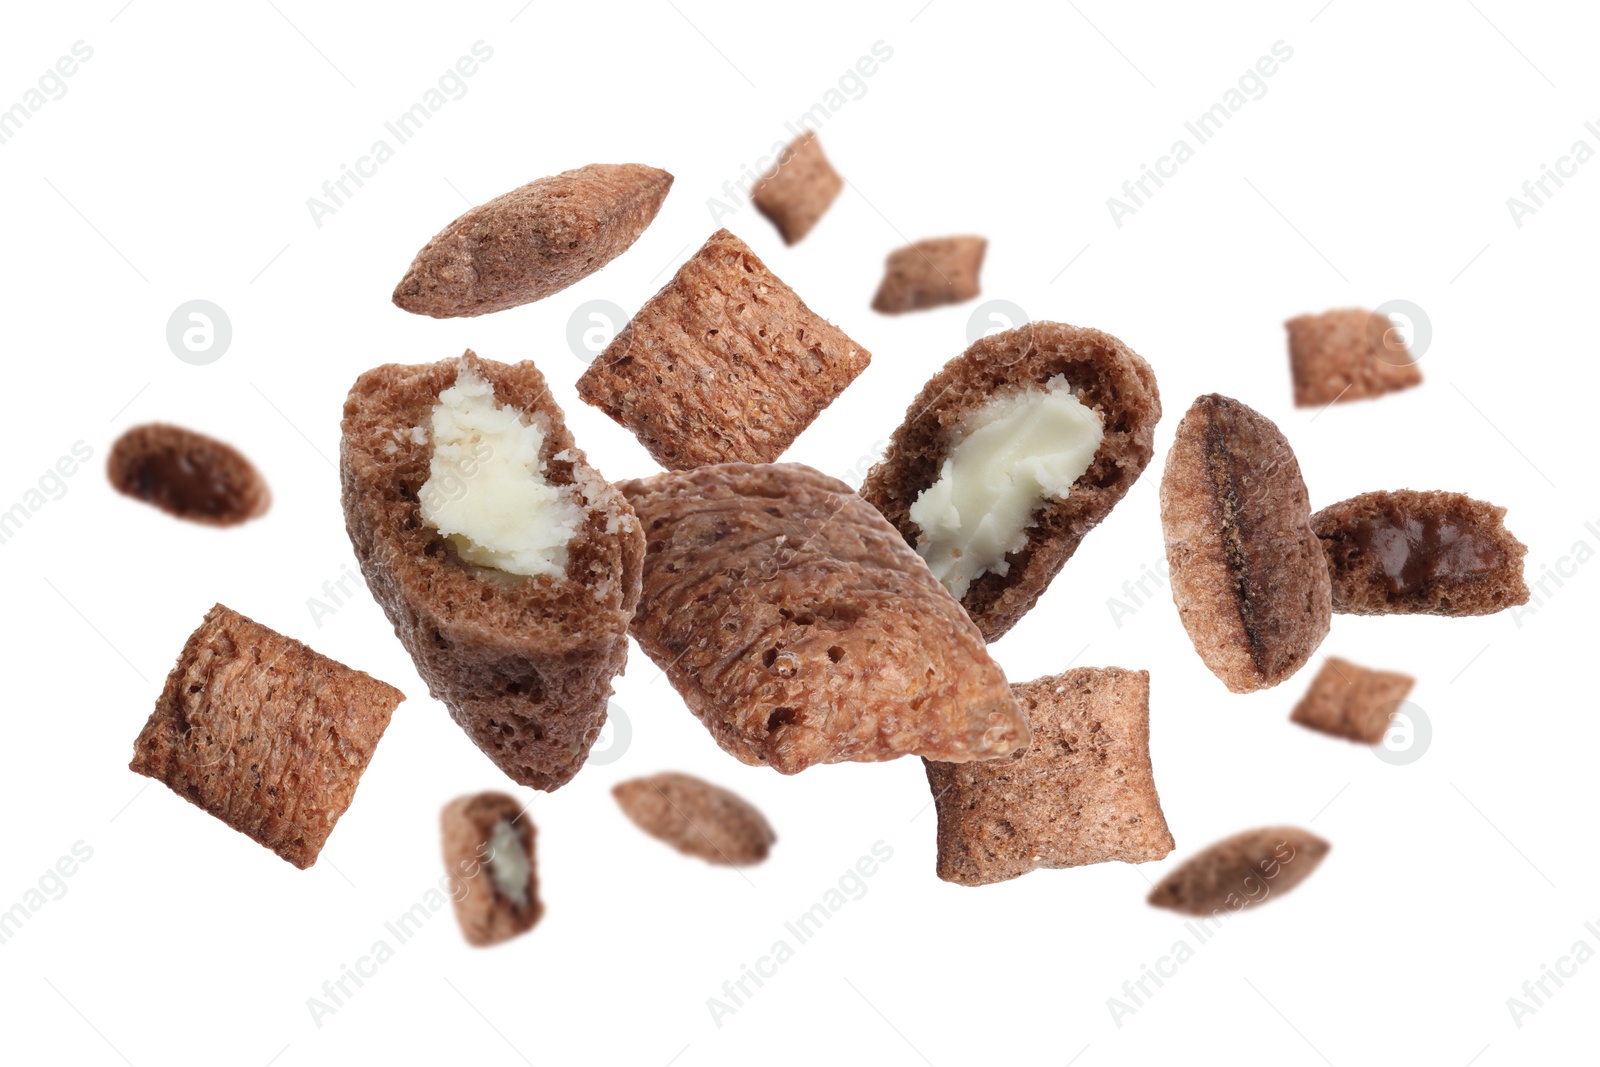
[418,365,584,578]
[909,375,1104,600]
[487,818,530,906]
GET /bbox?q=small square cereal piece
[1290,656,1414,744]
[924,667,1174,887]
[871,236,986,314]
[441,792,543,947]
[1285,308,1423,407]
[129,604,404,869]
[751,132,842,245]
[576,229,871,469]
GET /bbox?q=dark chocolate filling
[1349,507,1505,594]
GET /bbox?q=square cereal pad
[576,229,870,469]
[1290,656,1414,744]
[751,132,842,245]
[129,604,404,869]
[925,666,1174,886]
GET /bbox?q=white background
[1,2,1595,1064]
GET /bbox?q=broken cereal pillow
[861,322,1159,641]
[1312,489,1529,616]
[340,352,644,791]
